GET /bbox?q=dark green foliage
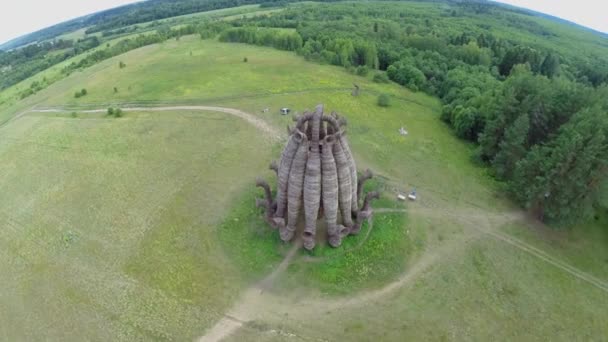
[0,37,100,91]
[377,94,391,107]
[511,107,608,222]
[114,87,118,93]
[540,53,560,78]
[387,62,425,91]
[119,61,126,69]
[218,27,303,51]
[372,72,389,83]
[498,46,543,75]
[243,57,248,62]
[492,113,530,179]
[107,107,123,117]
[74,88,87,98]
[355,65,369,76]
[298,37,378,69]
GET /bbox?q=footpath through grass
[0,36,606,340]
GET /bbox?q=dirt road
[29,106,282,141]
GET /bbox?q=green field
[1,34,607,340]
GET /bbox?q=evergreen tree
[493,113,530,179]
[511,107,608,222]
[540,53,559,78]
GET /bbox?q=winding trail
[198,203,608,341]
[28,106,282,141]
[198,241,302,342]
[17,104,608,340]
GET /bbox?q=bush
[243,57,248,62]
[107,107,123,117]
[373,73,389,83]
[20,88,34,99]
[119,61,126,69]
[71,112,77,118]
[74,88,87,98]
[377,93,391,107]
[356,65,369,76]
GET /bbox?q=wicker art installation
[256,104,378,250]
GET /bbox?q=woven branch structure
[256,104,378,250]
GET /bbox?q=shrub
[356,65,369,76]
[373,73,389,83]
[107,107,123,117]
[20,88,34,99]
[377,93,391,107]
[74,88,87,98]
[114,87,118,93]
[119,61,126,69]
[71,112,77,118]
[243,57,248,62]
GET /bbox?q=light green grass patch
[0,109,273,340]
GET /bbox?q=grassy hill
[0,34,607,340]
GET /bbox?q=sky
[0,0,139,45]
[495,0,608,33]
[0,0,607,45]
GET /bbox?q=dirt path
[28,106,282,141]
[23,104,608,339]
[198,241,302,342]
[407,204,608,293]
[197,201,608,341]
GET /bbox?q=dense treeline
[82,0,336,34]
[218,27,303,51]
[0,37,100,90]
[228,1,608,223]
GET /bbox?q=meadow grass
[270,234,608,341]
[217,186,417,294]
[0,110,272,340]
[0,35,606,340]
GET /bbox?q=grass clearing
[218,187,418,294]
[278,234,608,341]
[0,34,606,340]
[287,212,416,294]
[0,110,272,340]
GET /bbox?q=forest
[221,1,608,224]
[0,37,100,90]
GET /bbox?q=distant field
[56,28,90,41]
[0,35,606,340]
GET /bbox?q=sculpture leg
[351,191,379,235]
[255,178,276,228]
